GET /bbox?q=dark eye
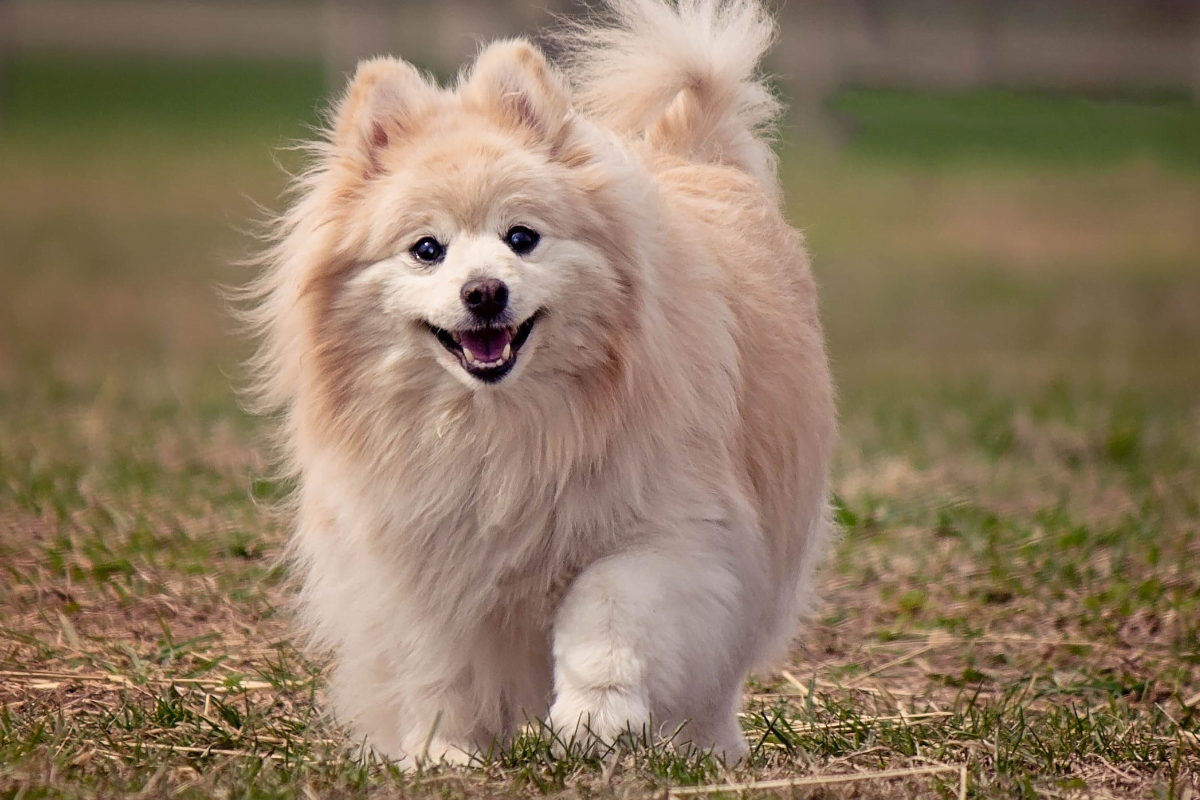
[504,226,540,256]
[411,236,445,264]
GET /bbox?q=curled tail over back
[559,0,782,199]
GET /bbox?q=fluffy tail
[559,0,782,197]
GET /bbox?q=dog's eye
[503,226,540,256]
[411,237,445,265]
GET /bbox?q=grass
[829,88,1200,170]
[1,57,1198,798]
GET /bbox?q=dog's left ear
[464,39,573,146]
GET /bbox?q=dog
[244,0,835,767]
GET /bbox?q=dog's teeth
[463,347,475,364]
[451,332,461,343]
[502,343,512,361]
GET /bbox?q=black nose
[461,278,508,319]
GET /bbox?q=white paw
[389,736,477,770]
[713,731,751,764]
[547,685,651,754]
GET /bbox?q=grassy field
[1,58,1199,799]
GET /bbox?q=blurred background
[1,0,1198,547]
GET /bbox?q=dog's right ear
[330,57,432,175]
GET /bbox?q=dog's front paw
[547,685,651,756]
[387,735,478,771]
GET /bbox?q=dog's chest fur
[315,398,670,626]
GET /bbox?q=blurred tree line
[0,0,1198,114]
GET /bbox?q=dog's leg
[321,602,534,770]
[547,541,754,760]
[326,638,484,768]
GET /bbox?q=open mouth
[427,313,539,383]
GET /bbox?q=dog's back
[565,0,837,666]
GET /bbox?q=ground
[1,59,1198,799]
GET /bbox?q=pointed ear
[463,39,572,145]
[331,56,432,174]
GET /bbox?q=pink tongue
[459,327,512,361]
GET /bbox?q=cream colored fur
[243,0,835,767]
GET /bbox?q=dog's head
[295,41,646,408]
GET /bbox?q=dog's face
[307,43,643,400]
[345,133,614,390]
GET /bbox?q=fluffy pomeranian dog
[244,0,835,767]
